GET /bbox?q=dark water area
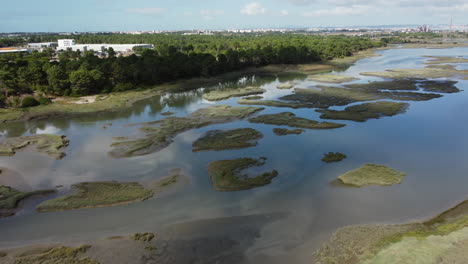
[0,47,467,263]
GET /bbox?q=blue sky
[1,0,467,32]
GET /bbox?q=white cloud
[126,8,165,16]
[241,2,266,15]
[288,0,316,5]
[303,5,371,17]
[200,9,225,20]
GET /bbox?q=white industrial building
[57,39,153,52]
[28,42,58,48]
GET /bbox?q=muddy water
[0,47,468,263]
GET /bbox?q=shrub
[113,83,134,92]
[38,96,51,105]
[21,96,40,108]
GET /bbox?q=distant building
[56,39,153,53]
[28,42,58,49]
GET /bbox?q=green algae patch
[277,83,295,89]
[249,112,345,129]
[272,128,304,136]
[131,233,155,242]
[202,87,265,101]
[317,101,409,122]
[11,245,98,264]
[322,152,347,163]
[37,182,153,212]
[314,199,468,264]
[308,74,358,83]
[0,134,69,159]
[338,163,406,187]
[424,56,468,65]
[192,128,263,152]
[109,105,264,158]
[208,157,278,191]
[0,185,55,218]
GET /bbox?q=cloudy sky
[1,0,467,32]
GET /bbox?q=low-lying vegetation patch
[307,74,358,83]
[9,245,98,264]
[37,182,153,212]
[0,184,55,218]
[338,163,406,187]
[208,157,278,191]
[277,83,295,89]
[192,128,263,152]
[313,199,468,264]
[249,112,345,129]
[361,67,468,80]
[0,134,69,159]
[272,128,305,136]
[202,87,265,101]
[317,101,409,122]
[109,105,264,158]
[322,152,347,163]
[424,56,468,64]
[131,232,155,242]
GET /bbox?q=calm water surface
[1,47,468,262]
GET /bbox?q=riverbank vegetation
[338,163,406,187]
[208,157,278,191]
[0,184,55,218]
[307,74,358,83]
[0,134,69,159]
[110,105,263,158]
[317,101,409,122]
[313,199,468,264]
[202,86,265,101]
[2,245,99,264]
[0,35,384,108]
[192,128,262,152]
[249,112,345,129]
[37,182,153,212]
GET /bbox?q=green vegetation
[361,67,468,80]
[208,157,278,191]
[338,163,406,187]
[37,182,153,212]
[109,105,263,158]
[313,199,468,264]
[242,95,263,100]
[322,152,347,163]
[272,128,304,136]
[131,233,155,242]
[192,128,263,152]
[307,74,358,83]
[0,134,69,159]
[0,185,55,218]
[249,112,345,129]
[0,34,384,110]
[424,56,468,64]
[238,99,317,109]
[419,80,460,93]
[202,87,265,101]
[11,245,98,264]
[277,83,294,89]
[317,101,409,122]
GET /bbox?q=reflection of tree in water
[276,72,307,83]
[162,89,205,108]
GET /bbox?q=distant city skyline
[1,0,467,32]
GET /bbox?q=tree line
[0,34,385,108]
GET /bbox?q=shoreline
[0,49,380,125]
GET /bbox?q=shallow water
[1,48,468,262]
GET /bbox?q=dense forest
[0,34,385,108]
